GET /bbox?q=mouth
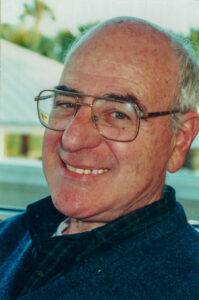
[64,162,109,175]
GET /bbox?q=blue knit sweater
[0,199,199,299]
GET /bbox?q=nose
[61,106,102,151]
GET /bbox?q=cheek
[42,130,62,170]
[110,122,173,176]
[109,141,145,176]
[139,123,173,173]
[43,130,61,153]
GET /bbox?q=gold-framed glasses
[35,89,182,142]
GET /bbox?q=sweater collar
[25,185,177,253]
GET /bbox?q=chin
[51,188,93,219]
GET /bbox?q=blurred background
[0,0,199,220]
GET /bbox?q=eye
[54,94,76,109]
[112,111,130,120]
[56,101,75,108]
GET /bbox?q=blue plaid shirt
[14,185,176,298]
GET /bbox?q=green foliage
[190,29,199,56]
[175,29,199,58]
[0,24,55,59]
[78,22,99,35]
[54,30,76,62]
[0,0,99,62]
[2,0,198,63]
[0,21,98,63]
[191,149,199,170]
[20,0,55,32]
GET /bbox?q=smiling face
[42,20,179,224]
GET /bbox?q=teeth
[76,168,84,174]
[92,169,98,175]
[84,169,91,175]
[66,164,108,175]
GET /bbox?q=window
[4,134,43,160]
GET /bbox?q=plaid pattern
[15,185,176,298]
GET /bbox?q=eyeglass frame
[35,88,183,142]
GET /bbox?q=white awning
[0,39,63,132]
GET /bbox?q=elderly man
[1,17,199,299]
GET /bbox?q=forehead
[60,21,179,110]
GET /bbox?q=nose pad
[92,114,99,128]
[61,107,102,151]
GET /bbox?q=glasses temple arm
[139,110,182,119]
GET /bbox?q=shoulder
[91,227,199,299]
[0,212,27,238]
[0,197,49,258]
[0,212,30,258]
[0,196,52,243]
[113,213,199,297]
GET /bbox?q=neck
[63,218,107,235]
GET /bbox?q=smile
[65,163,109,175]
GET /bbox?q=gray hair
[170,36,199,132]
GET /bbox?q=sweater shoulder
[0,212,30,258]
[0,212,27,236]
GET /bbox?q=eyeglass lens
[37,90,139,141]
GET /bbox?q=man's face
[42,23,179,223]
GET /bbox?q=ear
[167,111,199,173]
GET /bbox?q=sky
[1,0,199,36]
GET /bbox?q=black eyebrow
[54,85,80,94]
[54,85,143,110]
[105,93,143,109]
